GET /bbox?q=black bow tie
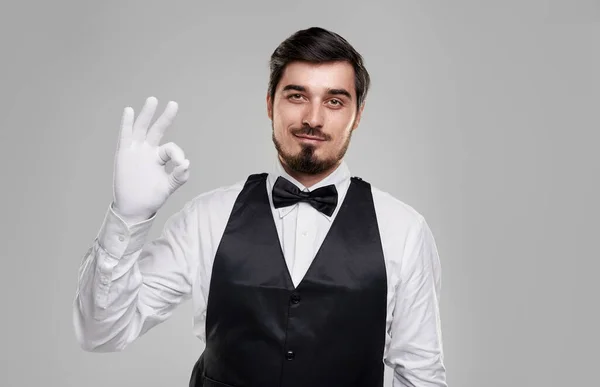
[272,176,338,216]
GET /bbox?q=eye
[328,99,343,106]
[288,93,303,100]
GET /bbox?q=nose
[302,101,325,129]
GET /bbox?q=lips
[294,134,326,141]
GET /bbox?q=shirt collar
[267,157,351,221]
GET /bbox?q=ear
[266,93,273,120]
[351,102,366,130]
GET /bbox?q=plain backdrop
[1,1,598,386]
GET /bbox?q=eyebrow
[281,84,353,100]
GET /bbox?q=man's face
[267,61,364,175]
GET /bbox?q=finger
[169,159,191,189]
[146,100,178,146]
[132,96,158,142]
[157,142,185,166]
[119,107,134,147]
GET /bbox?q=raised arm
[72,96,198,352]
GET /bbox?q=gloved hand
[112,96,190,223]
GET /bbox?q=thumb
[169,159,190,189]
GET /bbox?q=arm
[72,199,199,352]
[386,216,447,386]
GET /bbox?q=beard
[271,121,354,175]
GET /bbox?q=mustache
[291,125,330,140]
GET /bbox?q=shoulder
[170,175,254,223]
[367,182,437,277]
[187,176,249,213]
[368,183,425,234]
[365,181,434,262]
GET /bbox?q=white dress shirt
[73,158,447,387]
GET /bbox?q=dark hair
[268,27,370,110]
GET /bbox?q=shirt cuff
[96,203,156,258]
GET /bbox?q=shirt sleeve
[72,199,200,352]
[386,216,448,386]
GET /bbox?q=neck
[279,155,341,188]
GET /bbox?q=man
[73,27,447,386]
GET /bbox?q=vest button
[285,350,295,360]
[290,293,301,304]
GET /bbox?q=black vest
[189,173,387,387]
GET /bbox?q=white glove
[112,96,190,221]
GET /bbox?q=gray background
[1,0,598,386]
